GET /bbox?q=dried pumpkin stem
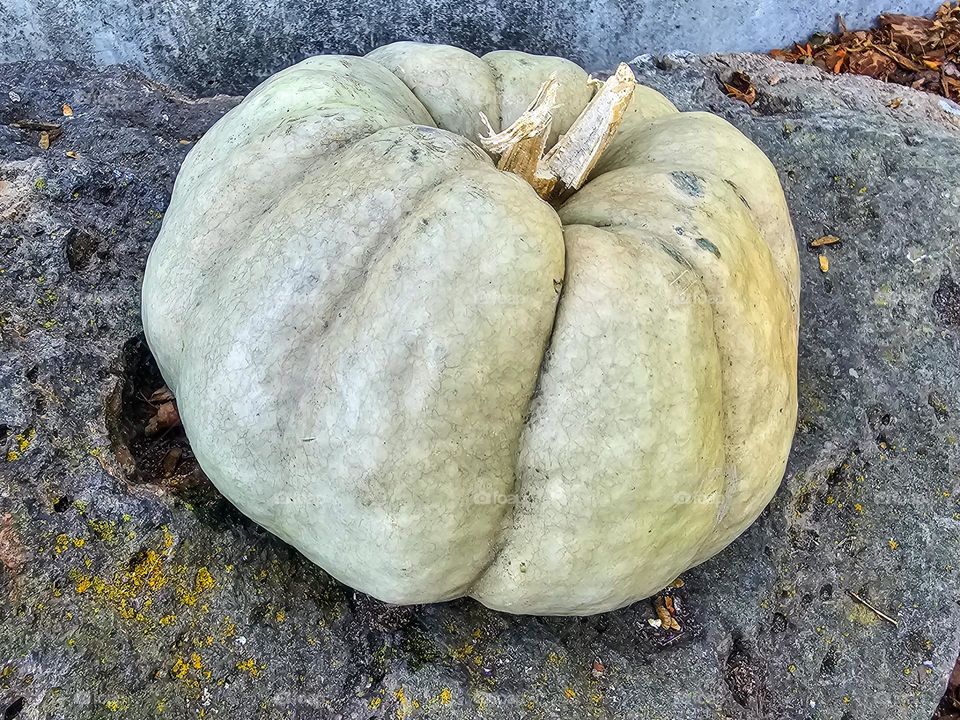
[480,63,637,203]
[479,76,558,192]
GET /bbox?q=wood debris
[846,589,899,626]
[11,120,63,149]
[810,234,841,247]
[772,2,960,101]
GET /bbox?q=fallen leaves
[62,102,73,117]
[145,386,181,436]
[819,255,831,273]
[722,71,757,105]
[772,2,960,100]
[652,593,681,631]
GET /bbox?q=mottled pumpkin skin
[142,42,799,615]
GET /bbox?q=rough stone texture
[0,0,942,95]
[1,53,959,719]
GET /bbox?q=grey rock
[0,0,943,95]
[1,53,959,719]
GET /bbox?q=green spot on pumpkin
[696,238,721,258]
[670,171,705,197]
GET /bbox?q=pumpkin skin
[142,42,799,615]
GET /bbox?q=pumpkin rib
[143,54,439,386]
[194,132,563,604]
[594,111,800,313]
[470,222,726,614]
[559,164,797,565]
[366,42,501,147]
[172,125,504,545]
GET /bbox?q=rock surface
[0,0,939,95]
[1,53,959,719]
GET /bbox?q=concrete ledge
[0,0,942,94]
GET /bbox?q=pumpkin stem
[479,76,559,196]
[480,63,637,203]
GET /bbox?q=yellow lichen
[8,428,37,461]
[75,574,93,593]
[236,658,261,677]
[563,687,576,699]
[54,534,70,554]
[451,643,474,660]
[104,698,129,712]
[437,688,452,705]
[171,657,189,680]
[87,519,117,543]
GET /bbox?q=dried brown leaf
[773,3,960,102]
[848,49,898,79]
[722,71,757,105]
[653,595,681,630]
[145,401,181,436]
[161,447,183,477]
[150,386,174,403]
[880,13,937,52]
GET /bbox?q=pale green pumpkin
[142,42,799,615]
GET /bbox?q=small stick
[845,589,899,627]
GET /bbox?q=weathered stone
[0,0,941,96]
[1,53,959,719]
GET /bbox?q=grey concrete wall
[0,0,942,95]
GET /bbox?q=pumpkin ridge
[469,222,726,613]
[560,163,796,563]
